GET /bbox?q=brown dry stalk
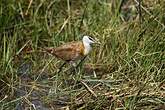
[80,80,97,98]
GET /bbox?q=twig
[50,62,67,79]
[25,0,33,15]
[16,40,31,55]
[35,57,55,81]
[80,80,97,98]
[137,0,142,25]
[57,62,67,74]
[0,95,8,103]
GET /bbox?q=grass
[0,0,165,109]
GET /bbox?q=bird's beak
[94,38,101,45]
[96,41,101,45]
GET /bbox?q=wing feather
[45,41,84,61]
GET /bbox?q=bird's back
[44,41,85,62]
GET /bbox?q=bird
[44,35,99,73]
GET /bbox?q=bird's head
[82,35,100,45]
[82,35,100,55]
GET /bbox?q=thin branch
[80,80,97,98]
[25,0,33,15]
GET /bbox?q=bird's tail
[40,47,56,56]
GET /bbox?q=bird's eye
[89,37,94,41]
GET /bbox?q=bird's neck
[83,42,92,55]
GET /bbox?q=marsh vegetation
[0,0,165,109]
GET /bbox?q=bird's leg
[57,62,67,73]
[69,56,87,74]
[69,61,77,74]
[76,56,87,69]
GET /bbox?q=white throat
[83,41,92,55]
[82,35,95,55]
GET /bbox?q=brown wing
[44,41,84,61]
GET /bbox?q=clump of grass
[0,0,165,109]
